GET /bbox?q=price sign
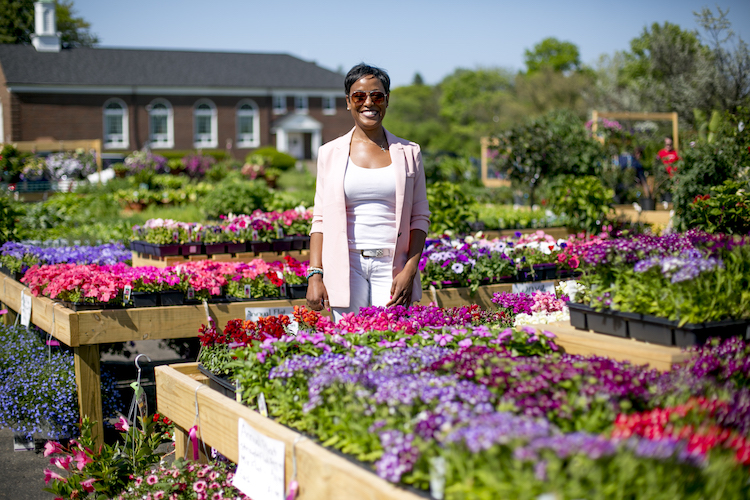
[512,281,556,295]
[20,291,32,328]
[232,418,285,500]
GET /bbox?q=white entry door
[287,133,304,159]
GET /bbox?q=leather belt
[350,248,392,258]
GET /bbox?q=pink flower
[154,492,165,500]
[43,441,64,457]
[147,474,159,485]
[73,450,93,471]
[43,468,66,485]
[458,338,472,348]
[433,333,454,346]
[50,455,73,470]
[114,416,130,432]
[80,478,96,493]
[194,480,208,493]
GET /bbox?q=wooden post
[672,112,679,153]
[74,345,103,447]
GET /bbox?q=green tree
[437,68,524,155]
[524,37,582,74]
[619,21,714,123]
[515,67,592,117]
[493,110,605,205]
[384,82,452,152]
[694,6,750,112]
[0,0,98,46]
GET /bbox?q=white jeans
[332,252,393,322]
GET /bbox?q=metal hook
[134,353,152,372]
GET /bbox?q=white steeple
[31,0,61,52]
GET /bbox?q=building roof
[0,45,344,90]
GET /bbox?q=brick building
[0,2,352,162]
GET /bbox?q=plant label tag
[235,380,242,403]
[280,283,287,297]
[244,284,252,298]
[123,285,132,302]
[20,291,32,328]
[252,230,259,241]
[512,282,556,295]
[276,227,284,239]
[258,392,268,417]
[203,300,211,322]
[429,456,447,500]
[190,245,198,253]
[233,418,285,500]
[245,307,294,322]
[187,287,195,300]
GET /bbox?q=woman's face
[346,75,388,132]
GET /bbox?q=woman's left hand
[388,265,417,306]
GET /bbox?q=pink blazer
[310,128,431,307]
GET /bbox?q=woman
[306,63,430,320]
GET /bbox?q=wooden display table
[418,279,559,310]
[155,363,422,500]
[534,321,691,371]
[131,250,310,268]
[0,274,306,444]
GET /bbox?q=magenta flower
[43,441,64,457]
[114,416,129,432]
[80,478,96,493]
[43,468,66,485]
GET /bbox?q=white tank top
[344,157,397,249]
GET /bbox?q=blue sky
[75,0,750,87]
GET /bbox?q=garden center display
[184,303,750,499]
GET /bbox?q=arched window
[194,99,217,148]
[103,98,128,148]
[148,99,173,148]
[236,99,259,148]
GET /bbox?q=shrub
[491,110,605,205]
[247,147,296,171]
[200,172,273,218]
[0,193,21,243]
[686,180,750,234]
[544,175,614,233]
[673,108,750,230]
[426,181,477,235]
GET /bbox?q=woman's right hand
[306,274,329,311]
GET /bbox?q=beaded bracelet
[306,267,323,280]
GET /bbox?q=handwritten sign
[232,418,285,500]
[245,306,294,322]
[512,281,556,295]
[20,291,32,328]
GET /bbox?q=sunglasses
[347,90,387,105]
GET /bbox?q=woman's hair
[344,63,390,95]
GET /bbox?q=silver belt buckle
[361,249,385,258]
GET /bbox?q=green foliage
[204,159,240,182]
[544,175,614,233]
[56,0,98,47]
[0,0,98,46]
[385,83,453,153]
[426,181,477,235]
[524,37,582,73]
[43,416,172,500]
[0,144,31,181]
[475,204,560,230]
[266,190,314,212]
[493,110,605,204]
[247,147,296,171]
[155,149,230,162]
[673,108,749,229]
[438,68,518,155]
[0,192,21,243]
[200,172,273,218]
[422,152,479,184]
[685,181,750,234]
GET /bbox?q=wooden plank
[74,344,103,446]
[0,276,77,345]
[535,321,690,371]
[418,280,559,310]
[75,299,307,345]
[155,364,422,500]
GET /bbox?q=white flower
[633,202,642,214]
